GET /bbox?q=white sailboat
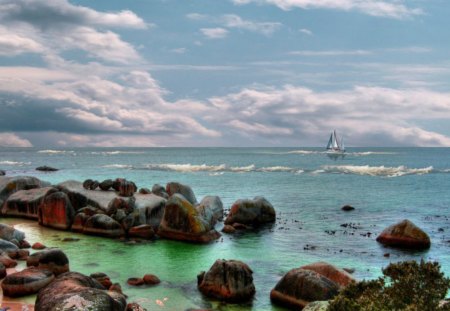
[326,130,345,153]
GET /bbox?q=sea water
[0,147,449,310]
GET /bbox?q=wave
[102,164,133,169]
[142,163,299,173]
[263,149,397,156]
[38,149,75,155]
[91,151,145,155]
[0,160,31,166]
[321,165,434,177]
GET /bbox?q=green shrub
[328,260,450,311]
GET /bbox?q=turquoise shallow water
[1,147,449,310]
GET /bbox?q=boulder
[134,193,166,230]
[0,253,17,268]
[119,180,136,197]
[8,249,29,260]
[197,195,224,226]
[0,262,5,279]
[3,186,56,219]
[127,277,145,286]
[83,179,94,190]
[1,267,54,297]
[35,272,126,311]
[128,225,155,240]
[300,262,355,287]
[0,238,19,254]
[152,184,168,199]
[99,179,114,191]
[270,268,339,309]
[38,191,75,230]
[84,214,125,238]
[90,272,113,289]
[222,225,236,234]
[341,205,355,211]
[0,223,25,242]
[36,166,58,172]
[224,197,276,227]
[376,219,431,249]
[303,301,330,311]
[143,274,160,285]
[0,176,46,203]
[37,248,70,276]
[166,182,197,205]
[198,259,255,302]
[58,180,117,212]
[138,188,151,195]
[112,178,124,192]
[19,239,31,248]
[127,302,147,311]
[0,170,5,176]
[107,196,136,216]
[72,212,90,232]
[158,194,220,243]
[32,242,46,250]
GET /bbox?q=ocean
[1,147,449,310]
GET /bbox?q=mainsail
[326,130,345,152]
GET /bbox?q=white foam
[259,166,295,172]
[91,151,145,155]
[38,149,75,155]
[0,160,31,166]
[101,164,133,169]
[145,163,227,172]
[322,165,433,177]
[229,164,256,172]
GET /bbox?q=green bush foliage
[328,260,450,311]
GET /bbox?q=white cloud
[0,0,146,63]
[200,28,229,39]
[289,49,372,56]
[299,28,313,36]
[231,0,423,19]
[0,133,33,147]
[221,14,282,35]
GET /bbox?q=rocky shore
[0,174,441,310]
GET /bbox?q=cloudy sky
[0,0,450,147]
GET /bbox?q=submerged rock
[143,274,160,285]
[1,267,54,297]
[198,259,255,302]
[224,197,276,227]
[300,262,355,288]
[270,268,339,309]
[158,194,220,243]
[35,272,126,311]
[166,182,197,205]
[376,219,431,249]
[341,205,355,211]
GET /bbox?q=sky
[1,0,450,147]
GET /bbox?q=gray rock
[0,176,47,202]
[3,186,56,219]
[166,182,197,205]
[151,184,168,199]
[84,214,125,238]
[0,223,25,242]
[224,196,276,227]
[197,195,224,226]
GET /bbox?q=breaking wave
[319,165,434,177]
[264,150,397,156]
[0,160,31,166]
[38,150,75,155]
[142,163,300,173]
[91,151,145,155]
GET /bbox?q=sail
[326,134,333,149]
[332,131,339,149]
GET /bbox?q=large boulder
[3,187,56,219]
[166,182,197,205]
[58,180,116,212]
[270,268,339,309]
[197,196,224,226]
[0,223,25,242]
[83,214,125,238]
[376,219,431,249]
[38,191,75,230]
[300,262,355,288]
[1,267,54,297]
[158,194,220,243]
[0,238,19,254]
[0,176,47,202]
[37,248,70,276]
[134,193,166,230]
[35,272,126,311]
[198,259,255,302]
[224,197,276,227]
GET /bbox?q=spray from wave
[0,160,31,166]
[91,151,145,155]
[38,150,75,155]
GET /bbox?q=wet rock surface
[376,219,431,249]
[1,267,54,297]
